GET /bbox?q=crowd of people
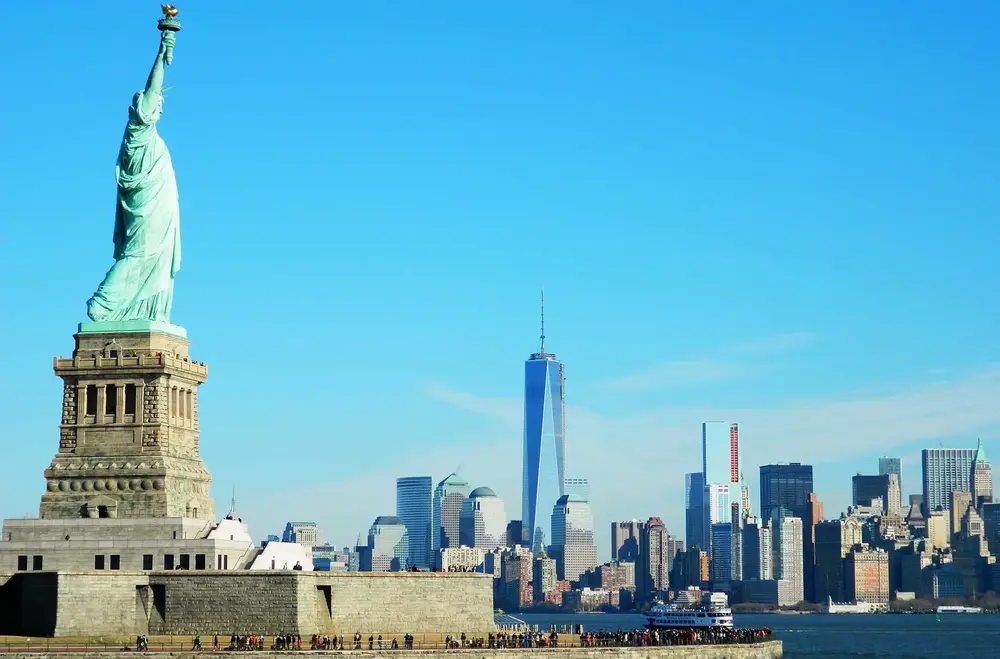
[130,626,772,652]
[579,627,774,647]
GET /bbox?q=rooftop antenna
[540,286,546,354]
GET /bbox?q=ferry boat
[645,592,734,629]
[936,605,983,614]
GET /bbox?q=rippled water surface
[517,611,1000,658]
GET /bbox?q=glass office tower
[522,295,566,554]
[685,472,705,550]
[396,476,433,569]
[759,463,814,523]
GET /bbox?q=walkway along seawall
[0,647,783,659]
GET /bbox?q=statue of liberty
[87,7,183,324]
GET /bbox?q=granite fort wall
[0,645,783,659]
[54,572,151,637]
[325,571,494,634]
[0,571,494,637]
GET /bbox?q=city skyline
[2,3,1000,561]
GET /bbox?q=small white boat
[645,592,734,629]
[936,605,982,614]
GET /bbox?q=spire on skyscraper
[539,286,546,354]
[975,437,989,464]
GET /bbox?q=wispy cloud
[601,361,763,392]
[422,383,520,423]
[599,332,816,392]
[725,332,816,357]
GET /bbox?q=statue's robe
[87,89,181,322]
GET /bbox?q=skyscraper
[522,292,566,552]
[685,472,705,550]
[759,464,814,523]
[366,516,409,572]
[396,476,433,569]
[702,422,739,488]
[638,517,669,601]
[532,552,557,603]
[760,464,815,601]
[550,494,597,583]
[432,473,469,562]
[701,422,739,557]
[612,520,641,562]
[710,522,733,585]
[878,457,903,511]
[741,517,771,581]
[705,483,736,553]
[505,520,523,547]
[282,522,321,546]
[813,517,863,603]
[730,502,743,582]
[772,512,804,606]
[922,448,976,514]
[973,439,993,507]
[459,486,507,550]
[852,474,901,516]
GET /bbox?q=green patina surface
[85,22,182,325]
[77,320,187,338]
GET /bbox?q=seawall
[0,646,783,659]
[0,571,495,637]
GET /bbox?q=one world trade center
[521,291,566,553]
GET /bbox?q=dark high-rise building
[852,474,901,515]
[396,476,433,569]
[982,503,1000,556]
[506,520,523,547]
[813,518,863,603]
[759,464,814,523]
[685,471,705,550]
[521,291,565,552]
[760,463,816,601]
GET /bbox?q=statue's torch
[158,5,181,66]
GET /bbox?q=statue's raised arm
[85,7,184,326]
[140,6,180,119]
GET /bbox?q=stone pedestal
[40,327,214,521]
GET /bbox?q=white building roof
[249,540,313,571]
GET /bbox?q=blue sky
[1,1,998,560]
